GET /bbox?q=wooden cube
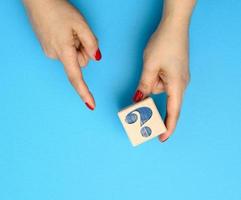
[118,97,167,147]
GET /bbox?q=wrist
[157,16,189,38]
[161,0,196,28]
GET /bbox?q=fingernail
[133,90,144,102]
[85,102,94,110]
[95,48,102,61]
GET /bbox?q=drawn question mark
[125,107,153,137]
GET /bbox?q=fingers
[159,88,183,142]
[133,65,159,102]
[77,50,89,67]
[74,23,102,61]
[74,33,90,67]
[58,46,95,110]
[152,79,165,94]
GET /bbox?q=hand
[133,18,190,142]
[23,0,102,110]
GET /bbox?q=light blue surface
[0,1,241,200]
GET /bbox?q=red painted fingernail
[85,102,94,110]
[95,48,102,61]
[133,90,144,102]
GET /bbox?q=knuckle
[139,81,150,91]
[143,62,159,75]
[43,48,57,59]
[46,52,57,59]
[59,48,74,59]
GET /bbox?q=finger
[77,50,89,67]
[74,35,81,51]
[58,46,95,110]
[152,79,165,94]
[74,37,90,67]
[74,24,101,61]
[159,87,183,142]
[43,46,58,60]
[81,50,90,63]
[133,65,159,102]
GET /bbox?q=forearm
[23,0,64,5]
[137,1,196,141]
[160,0,196,30]
[23,0,47,7]
[23,0,50,14]
[23,0,66,11]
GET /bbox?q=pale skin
[23,0,196,142]
[134,0,196,141]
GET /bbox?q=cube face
[118,97,167,146]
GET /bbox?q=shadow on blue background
[0,1,241,200]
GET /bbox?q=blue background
[0,1,241,200]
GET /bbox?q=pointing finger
[58,46,95,110]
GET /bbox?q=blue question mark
[125,107,153,137]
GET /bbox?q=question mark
[125,107,153,137]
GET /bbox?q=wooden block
[118,97,167,147]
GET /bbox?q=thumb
[159,85,183,142]
[75,24,101,61]
[133,64,158,102]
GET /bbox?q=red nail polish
[95,49,102,61]
[133,90,144,102]
[85,102,94,110]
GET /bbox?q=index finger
[58,46,95,110]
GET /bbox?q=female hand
[133,18,190,142]
[23,0,102,110]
